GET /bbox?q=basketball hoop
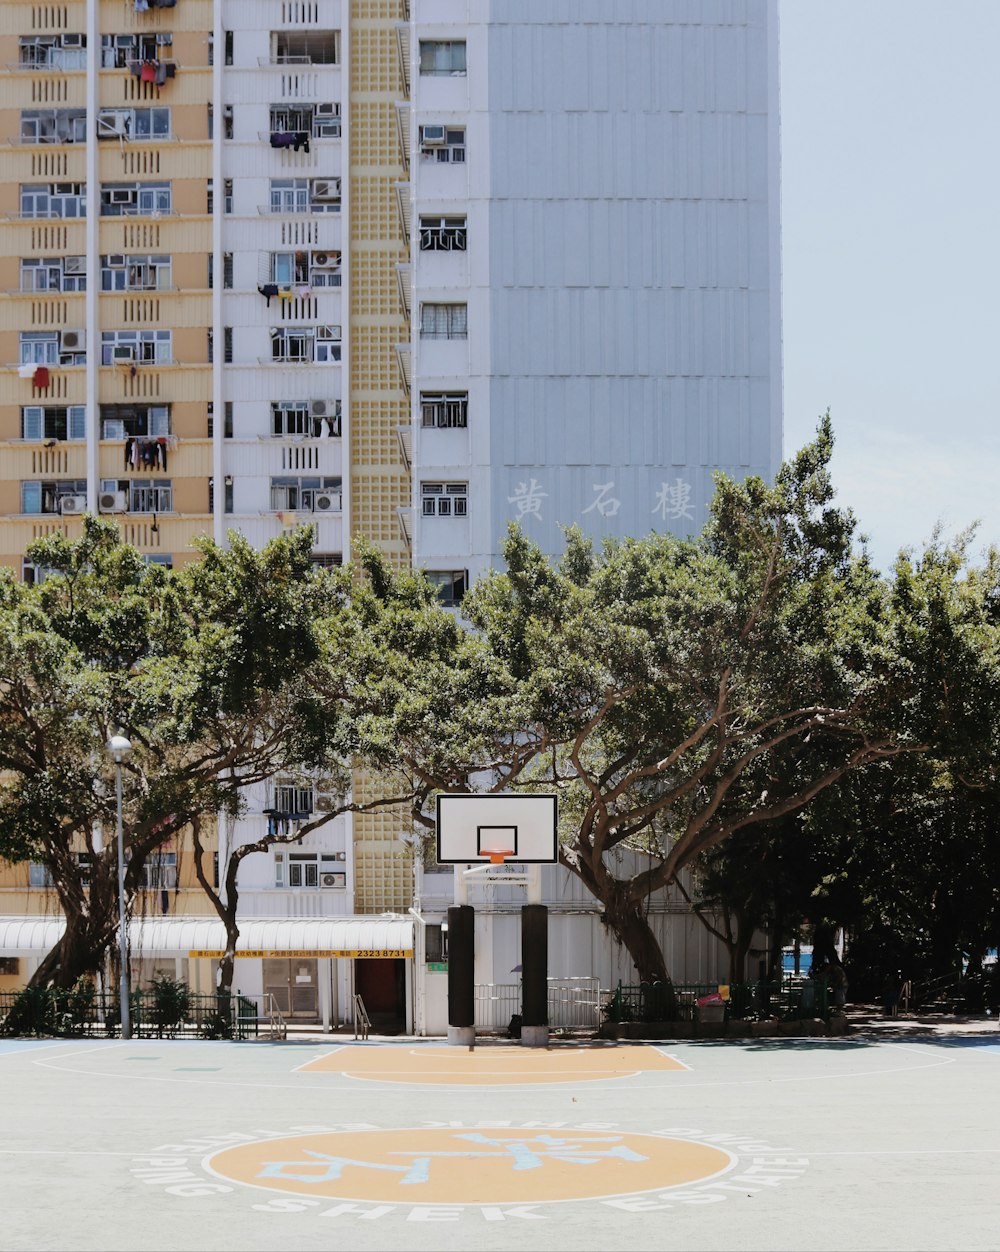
[481,847,513,866]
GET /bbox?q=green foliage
[0,519,352,988]
[147,974,191,1035]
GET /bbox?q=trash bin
[697,993,726,1024]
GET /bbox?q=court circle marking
[204,1126,736,1206]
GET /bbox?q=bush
[148,974,190,1037]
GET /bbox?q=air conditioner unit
[112,345,136,363]
[317,324,341,340]
[59,494,87,515]
[312,180,338,201]
[109,190,133,205]
[313,490,341,513]
[421,124,446,146]
[62,34,84,49]
[320,872,344,889]
[60,330,85,352]
[63,256,86,275]
[98,111,129,138]
[310,399,328,417]
[315,103,339,118]
[312,253,339,270]
[98,490,127,513]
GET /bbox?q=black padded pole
[521,904,548,1028]
[447,904,475,1029]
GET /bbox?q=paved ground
[3,1025,999,1251]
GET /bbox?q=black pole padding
[447,905,475,1028]
[521,904,548,1028]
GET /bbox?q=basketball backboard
[436,793,559,865]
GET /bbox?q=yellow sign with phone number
[187,949,412,959]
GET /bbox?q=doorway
[263,958,319,1020]
[355,958,406,1034]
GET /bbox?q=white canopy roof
[0,915,414,958]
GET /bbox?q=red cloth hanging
[33,366,50,388]
[140,61,157,83]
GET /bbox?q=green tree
[352,422,936,991]
[0,519,346,989]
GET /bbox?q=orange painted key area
[208,1127,732,1205]
[299,1043,687,1085]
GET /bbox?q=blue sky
[780,2,1000,571]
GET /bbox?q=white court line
[22,1039,960,1094]
[291,1045,346,1073]
[0,1148,144,1158]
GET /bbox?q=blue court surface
[3,1033,999,1251]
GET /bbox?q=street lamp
[106,733,132,1040]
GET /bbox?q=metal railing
[605,978,830,1025]
[474,979,602,1032]
[353,993,371,1041]
[0,987,261,1040]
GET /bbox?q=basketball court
[3,1032,999,1251]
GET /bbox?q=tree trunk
[29,913,114,990]
[600,884,677,1013]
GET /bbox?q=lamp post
[106,733,132,1040]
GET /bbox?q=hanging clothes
[157,438,168,471]
[140,61,157,83]
[270,131,295,149]
[258,283,279,305]
[155,61,167,87]
[124,437,134,469]
[33,366,50,388]
[134,0,149,10]
[291,132,311,153]
[18,362,36,379]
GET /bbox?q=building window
[21,257,86,293]
[269,477,342,512]
[20,35,87,70]
[419,40,467,76]
[274,784,314,815]
[0,957,20,975]
[100,254,171,292]
[100,33,168,69]
[140,853,177,891]
[272,30,340,65]
[420,392,468,429]
[206,178,233,214]
[208,476,234,514]
[96,108,170,141]
[421,482,468,518]
[425,924,446,964]
[100,405,170,440]
[20,183,86,219]
[419,125,466,163]
[28,863,55,888]
[21,480,87,516]
[100,183,171,217]
[100,479,172,513]
[101,330,171,365]
[272,401,341,438]
[420,304,467,340]
[22,406,86,441]
[207,402,234,439]
[310,553,343,570]
[20,109,86,144]
[419,216,467,252]
[269,178,341,214]
[426,570,468,607]
[270,250,341,287]
[269,105,340,140]
[270,326,341,364]
[278,853,346,889]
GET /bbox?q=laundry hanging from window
[124,435,174,470]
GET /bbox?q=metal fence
[0,987,261,1040]
[474,978,602,1032]
[605,977,830,1024]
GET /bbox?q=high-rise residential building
[0,1,781,1020]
